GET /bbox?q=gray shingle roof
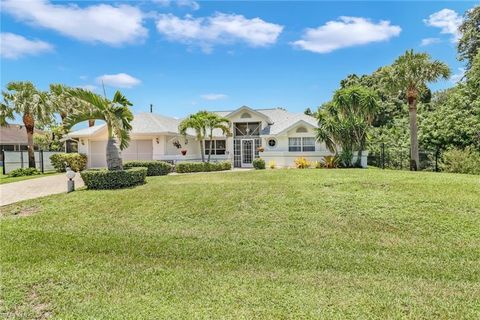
[68,108,318,138]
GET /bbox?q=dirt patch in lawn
[0,204,40,218]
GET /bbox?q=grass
[1,169,479,319]
[0,167,58,185]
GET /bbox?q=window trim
[267,138,277,149]
[205,139,226,155]
[288,137,316,152]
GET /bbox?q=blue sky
[1,1,477,120]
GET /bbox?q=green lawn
[0,167,58,185]
[1,169,479,319]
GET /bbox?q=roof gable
[224,106,273,124]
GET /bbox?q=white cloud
[420,37,441,46]
[2,0,148,46]
[156,13,284,52]
[450,67,465,83]
[77,84,97,92]
[154,0,200,10]
[423,9,462,42]
[201,93,228,100]
[96,73,141,88]
[0,32,53,59]
[291,16,401,53]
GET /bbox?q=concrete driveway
[0,174,84,206]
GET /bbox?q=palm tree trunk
[106,126,123,170]
[408,97,420,171]
[88,119,95,127]
[207,130,213,163]
[23,113,36,168]
[199,139,205,162]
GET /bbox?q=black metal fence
[1,150,63,174]
[368,143,441,171]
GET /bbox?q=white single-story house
[67,106,367,168]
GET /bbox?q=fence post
[2,150,5,175]
[381,143,385,169]
[40,150,44,173]
[435,147,439,172]
[20,151,24,168]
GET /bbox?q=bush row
[50,153,88,172]
[124,160,173,176]
[176,161,231,173]
[440,147,480,175]
[80,168,147,190]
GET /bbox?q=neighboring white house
[66,106,368,168]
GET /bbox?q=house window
[205,140,226,155]
[296,126,308,133]
[240,112,252,119]
[267,138,276,148]
[234,122,261,137]
[288,137,316,152]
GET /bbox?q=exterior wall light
[156,137,160,144]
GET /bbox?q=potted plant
[181,149,187,156]
[257,146,265,152]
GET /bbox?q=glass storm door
[241,139,254,167]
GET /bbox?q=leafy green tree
[179,111,209,162]
[0,81,51,168]
[204,113,230,163]
[65,88,133,170]
[458,5,480,70]
[316,86,378,167]
[383,50,450,170]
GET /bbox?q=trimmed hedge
[123,160,173,176]
[175,161,231,173]
[50,153,88,172]
[252,158,265,170]
[8,167,41,177]
[80,168,147,190]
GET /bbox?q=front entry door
[241,139,254,168]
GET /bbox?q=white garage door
[90,140,107,168]
[89,140,153,168]
[122,140,153,161]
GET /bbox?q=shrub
[322,155,339,168]
[253,158,266,170]
[8,167,41,177]
[294,157,311,169]
[175,161,231,173]
[50,153,87,172]
[80,168,147,190]
[337,150,354,168]
[312,161,322,169]
[124,160,173,176]
[268,160,276,169]
[440,147,480,175]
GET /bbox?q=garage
[89,139,153,168]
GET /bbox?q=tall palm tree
[64,88,133,170]
[204,113,230,163]
[49,84,96,127]
[332,86,378,166]
[385,50,450,170]
[0,81,51,168]
[178,111,209,162]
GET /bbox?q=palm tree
[64,88,133,170]
[178,111,209,162]
[316,86,378,167]
[204,113,230,162]
[0,81,51,168]
[332,86,378,166]
[49,84,96,127]
[384,50,450,170]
